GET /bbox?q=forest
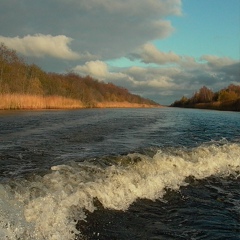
[171,85,240,111]
[0,43,159,109]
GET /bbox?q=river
[0,108,239,239]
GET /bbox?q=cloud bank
[0,0,182,59]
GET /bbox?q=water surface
[0,108,239,239]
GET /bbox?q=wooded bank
[0,43,159,110]
[171,85,240,111]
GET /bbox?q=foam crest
[0,143,239,239]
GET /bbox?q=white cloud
[200,55,237,67]
[132,43,181,64]
[73,60,131,81]
[142,77,176,88]
[0,34,80,60]
[73,61,108,79]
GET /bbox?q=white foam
[0,142,239,239]
[0,184,35,239]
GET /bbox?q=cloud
[0,34,80,60]
[0,0,182,60]
[140,77,177,88]
[73,61,131,81]
[58,0,182,17]
[200,55,237,68]
[73,61,108,79]
[130,43,181,64]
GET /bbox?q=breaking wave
[0,142,240,240]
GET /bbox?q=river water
[0,108,239,240]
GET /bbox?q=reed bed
[0,94,161,110]
[0,94,84,110]
[95,101,161,108]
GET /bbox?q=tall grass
[95,101,160,108]
[0,94,84,110]
[0,94,161,110]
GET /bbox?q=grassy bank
[0,94,161,110]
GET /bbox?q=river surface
[0,107,239,240]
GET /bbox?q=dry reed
[0,94,84,110]
[95,101,161,108]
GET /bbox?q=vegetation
[171,85,240,111]
[0,43,159,110]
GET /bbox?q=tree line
[0,43,158,108]
[171,85,240,111]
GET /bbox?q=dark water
[0,108,239,240]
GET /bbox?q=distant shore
[170,85,240,112]
[0,94,161,110]
[170,98,240,112]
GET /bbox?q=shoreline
[0,94,161,110]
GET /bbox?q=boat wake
[0,142,239,240]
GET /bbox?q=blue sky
[161,0,239,59]
[0,0,239,104]
[108,0,239,67]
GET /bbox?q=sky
[0,0,239,105]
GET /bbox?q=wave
[0,142,240,240]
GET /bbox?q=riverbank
[0,94,84,110]
[0,94,161,110]
[171,98,240,112]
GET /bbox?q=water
[0,108,239,240]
